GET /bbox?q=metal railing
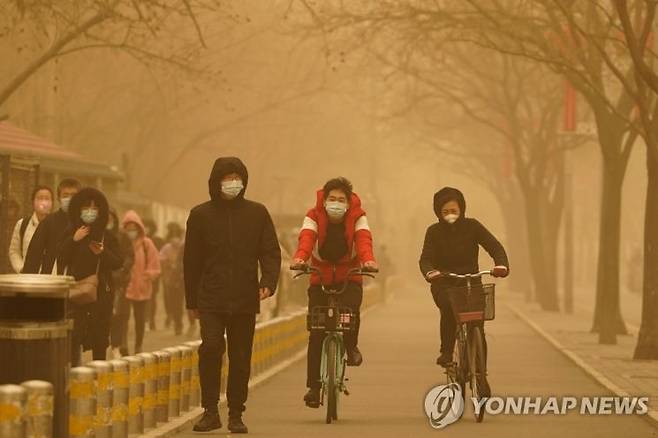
[0,283,382,437]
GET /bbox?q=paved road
[173,287,657,437]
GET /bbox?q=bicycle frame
[437,270,493,422]
[291,264,377,423]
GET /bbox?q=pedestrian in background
[8,185,53,273]
[118,210,161,354]
[23,178,81,274]
[160,222,187,335]
[143,217,165,331]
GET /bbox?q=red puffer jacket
[293,189,376,285]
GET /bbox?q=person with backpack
[117,210,161,354]
[8,185,54,273]
[22,178,81,274]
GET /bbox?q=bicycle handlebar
[289,264,378,294]
[430,270,493,281]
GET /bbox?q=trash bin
[0,274,73,438]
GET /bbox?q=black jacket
[22,208,70,274]
[419,187,509,291]
[184,157,282,314]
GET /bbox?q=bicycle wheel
[454,332,467,407]
[325,337,338,424]
[468,325,488,423]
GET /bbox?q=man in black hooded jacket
[23,178,81,274]
[184,156,281,433]
[419,187,509,377]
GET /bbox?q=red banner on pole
[563,79,577,131]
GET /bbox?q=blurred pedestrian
[107,210,133,357]
[8,185,53,273]
[143,217,165,330]
[23,178,81,274]
[58,188,124,365]
[118,210,161,354]
[160,222,187,335]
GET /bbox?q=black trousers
[163,281,185,333]
[115,297,147,353]
[432,288,488,362]
[306,282,363,389]
[199,311,256,416]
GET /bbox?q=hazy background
[0,0,648,306]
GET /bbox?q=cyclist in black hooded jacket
[419,187,510,371]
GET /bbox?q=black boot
[193,410,222,432]
[304,387,321,408]
[346,346,363,366]
[228,415,248,433]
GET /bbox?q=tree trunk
[591,159,628,343]
[522,188,560,311]
[634,145,658,359]
[500,191,533,296]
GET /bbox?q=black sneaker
[346,346,363,366]
[436,352,452,368]
[193,410,221,432]
[228,416,248,433]
[304,387,321,408]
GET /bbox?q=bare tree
[608,1,658,359]
[290,1,586,310]
[0,0,230,108]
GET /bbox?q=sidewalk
[168,287,656,437]
[505,292,658,427]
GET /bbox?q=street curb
[506,302,658,429]
[142,302,382,437]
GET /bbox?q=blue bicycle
[291,264,377,424]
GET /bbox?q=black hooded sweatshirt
[419,187,509,291]
[183,156,282,313]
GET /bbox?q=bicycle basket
[307,306,355,332]
[447,283,495,323]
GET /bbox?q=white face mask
[126,230,139,241]
[60,197,72,212]
[325,201,347,219]
[34,200,52,215]
[221,179,244,199]
[444,213,459,224]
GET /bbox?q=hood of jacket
[121,209,147,237]
[208,156,249,202]
[433,186,466,223]
[68,187,109,239]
